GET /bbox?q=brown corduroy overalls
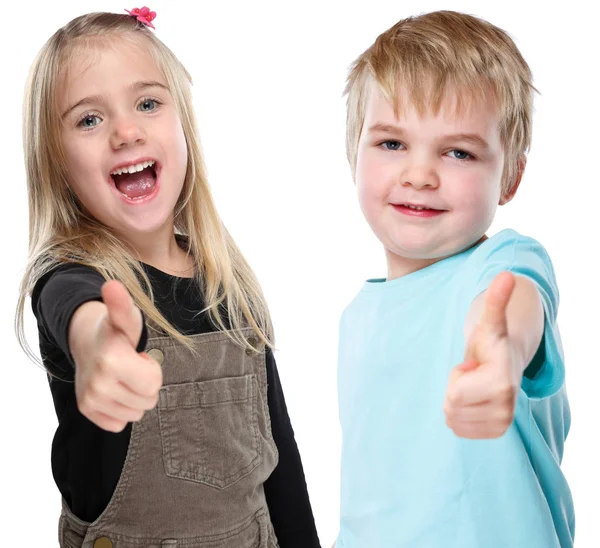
[59,327,279,548]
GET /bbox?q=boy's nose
[400,164,440,190]
[110,119,146,149]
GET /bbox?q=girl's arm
[34,264,161,432]
[263,349,322,547]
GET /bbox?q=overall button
[147,348,164,365]
[93,538,113,548]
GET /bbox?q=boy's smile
[391,202,447,218]
[356,83,513,280]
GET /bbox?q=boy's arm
[464,272,544,380]
[444,271,545,439]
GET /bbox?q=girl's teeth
[111,160,155,176]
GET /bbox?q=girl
[16,8,320,548]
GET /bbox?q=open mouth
[110,160,158,201]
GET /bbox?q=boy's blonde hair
[345,10,536,193]
[16,12,273,367]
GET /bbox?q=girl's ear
[499,156,526,205]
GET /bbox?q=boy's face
[356,84,511,279]
[57,37,188,243]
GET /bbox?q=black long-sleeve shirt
[32,262,321,548]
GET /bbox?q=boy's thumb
[453,359,480,378]
[101,280,143,349]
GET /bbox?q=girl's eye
[380,140,403,151]
[447,149,473,161]
[138,98,160,112]
[78,114,101,129]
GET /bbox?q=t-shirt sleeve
[32,263,148,373]
[469,230,564,400]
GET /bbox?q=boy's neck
[385,253,440,281]
[385,235,488,281]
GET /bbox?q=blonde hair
[345,10,537,193]
[16,12,273,368]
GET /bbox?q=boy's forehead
[364,79,500,129]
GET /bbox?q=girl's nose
[110,117,146,149]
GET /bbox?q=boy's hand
[444,272,518,439]
[69,280,163,433]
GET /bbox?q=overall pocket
[158,374,262,489]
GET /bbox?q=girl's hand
[69,280,163,432]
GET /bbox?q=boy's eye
[380,140,403,151]
[138,98,159,112]
[447,149,473,161]
[78,114,101,129]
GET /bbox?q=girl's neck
[121,227,195,278]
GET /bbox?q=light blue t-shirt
[336,230,574,548]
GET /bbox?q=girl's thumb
[101,280,143,349]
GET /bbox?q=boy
[336,11,573,548]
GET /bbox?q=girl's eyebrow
[61,81,170,119]
[129,80,169,93]
[61,94,103,119]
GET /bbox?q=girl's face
[58,37,188,243]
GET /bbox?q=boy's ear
[499,156,526,205]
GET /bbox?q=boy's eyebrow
[367,123,406,135]
[61,81,170,119]
[367,123,490,149]
[442,133,490,149]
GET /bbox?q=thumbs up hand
[444,272,520,440]
[68,280,163,433]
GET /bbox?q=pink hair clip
[125,6,157,29]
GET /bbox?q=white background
[1,1,598,545]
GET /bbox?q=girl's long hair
[16,12,273,368]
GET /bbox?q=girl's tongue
[113,166,156,199]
